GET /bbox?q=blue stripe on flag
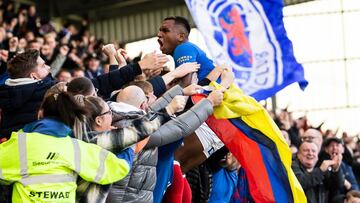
[230,118,294,203]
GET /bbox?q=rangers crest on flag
[185,0,307,100]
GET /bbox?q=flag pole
[271,95,277,114]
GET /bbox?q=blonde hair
[44,82,68,98]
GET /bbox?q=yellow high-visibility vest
[0,131,130,203]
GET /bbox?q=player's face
[157,20,181,55]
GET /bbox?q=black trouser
[0,185,12,203]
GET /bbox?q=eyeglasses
[99,109,112,116]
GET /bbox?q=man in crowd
[56,69,72,82]
[84,53,103,79]
[0,49,168,139]
[292,141,344,203]
[332,190,360,203]
[300,128,323,150]
[344,190,360,203]
[321,138,359,193]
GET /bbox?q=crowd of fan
[0,1,359,203]
[0,2,234,203]
[273,109,360,203]
[0,1,130,86]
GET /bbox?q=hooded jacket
[0,75,56,138]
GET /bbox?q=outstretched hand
[138,51,169,70]
[172,62,200,78]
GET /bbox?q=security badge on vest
[32,152,61,166]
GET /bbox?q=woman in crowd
[74,94,164,202]
[0,91,132,202]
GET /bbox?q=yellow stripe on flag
[210,82,307,203]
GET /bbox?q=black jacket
[0,63,142,139]
[0,75,56,138]
[292,159,344,203]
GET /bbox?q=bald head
[116,86,147,109]
[301,129,323,150]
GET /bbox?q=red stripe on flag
[192,95,275,202]
[206,115,275,202]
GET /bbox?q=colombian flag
[192,82,306,203]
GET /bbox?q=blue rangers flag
[185,0,308,100]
